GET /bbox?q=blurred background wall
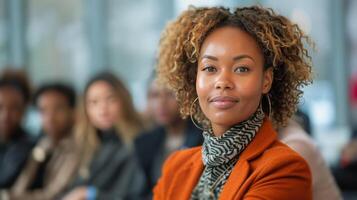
[0,0,355,166]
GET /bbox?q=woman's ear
[262,67,273,94]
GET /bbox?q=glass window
[27,0,89,88]
[348,0,357,123]
[107,0,174,110]
[0,0,7,67]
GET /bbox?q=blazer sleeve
[243,153,312,200]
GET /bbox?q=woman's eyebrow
[233,55,255,63]
[201,55,218,61]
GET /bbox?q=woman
[63,72,145,200]
[154,6,313,200]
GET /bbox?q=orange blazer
[153,119,312,200]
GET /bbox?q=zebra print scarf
[191,105,265,200]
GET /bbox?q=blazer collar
[239,118,277,161]
[220,118,277,199]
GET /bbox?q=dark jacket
[135,120,203,197]
[66,130,145,200]
[0,128,34,189]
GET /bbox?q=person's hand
[340,139,357,167]
[62,187,87,200]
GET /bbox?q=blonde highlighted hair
[157,6,313,128]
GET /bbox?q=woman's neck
[211,124,230,137]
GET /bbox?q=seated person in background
[63,72,145,200]
[279,116,342,200]
[294,109,312,135]
[0,69,34,189]
[333,130,357,191]
[2,83,79,200]
[135,76,203,197]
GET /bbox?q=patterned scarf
[191,105,265,200]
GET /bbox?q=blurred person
[332,67,357,193]
[279,118,342,200]
[62,72,145,200]
[333,131,357,191]
[153,6,313,199]
[135,76,203,197]
[295,109,312,135]
[0,69,34,189]
[1,83,79,200]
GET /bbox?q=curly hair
[157,6,313,128]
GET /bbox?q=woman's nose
[214,71,234,90]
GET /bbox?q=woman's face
[86,81,122,131]
[196,26,273,135]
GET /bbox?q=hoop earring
[190,97,204,131]
[265,94,272,117]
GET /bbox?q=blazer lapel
[219,160,250,199]
[219,118,277,199]
[169,151,204,200]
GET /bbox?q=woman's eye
[202,66,217,73]
[107,96,117,103]
[234,66,249,73]
[88,100,98,105]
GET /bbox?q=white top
[279,120,342,200]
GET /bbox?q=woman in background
[63,72,145,200]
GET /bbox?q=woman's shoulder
[260,139,310,166]
[253,138,310,175]
[241,134,308,181]
[248,139,312,189]
[162,146,202,172]
[244,119,310,171]
[165,146,202,163]
[236,141,313,200]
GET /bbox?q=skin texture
[86,80,122,131]
[37,90,75,144]
[0,87,26,141]
[196,27,273,136]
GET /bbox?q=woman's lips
[209,96,239,109]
